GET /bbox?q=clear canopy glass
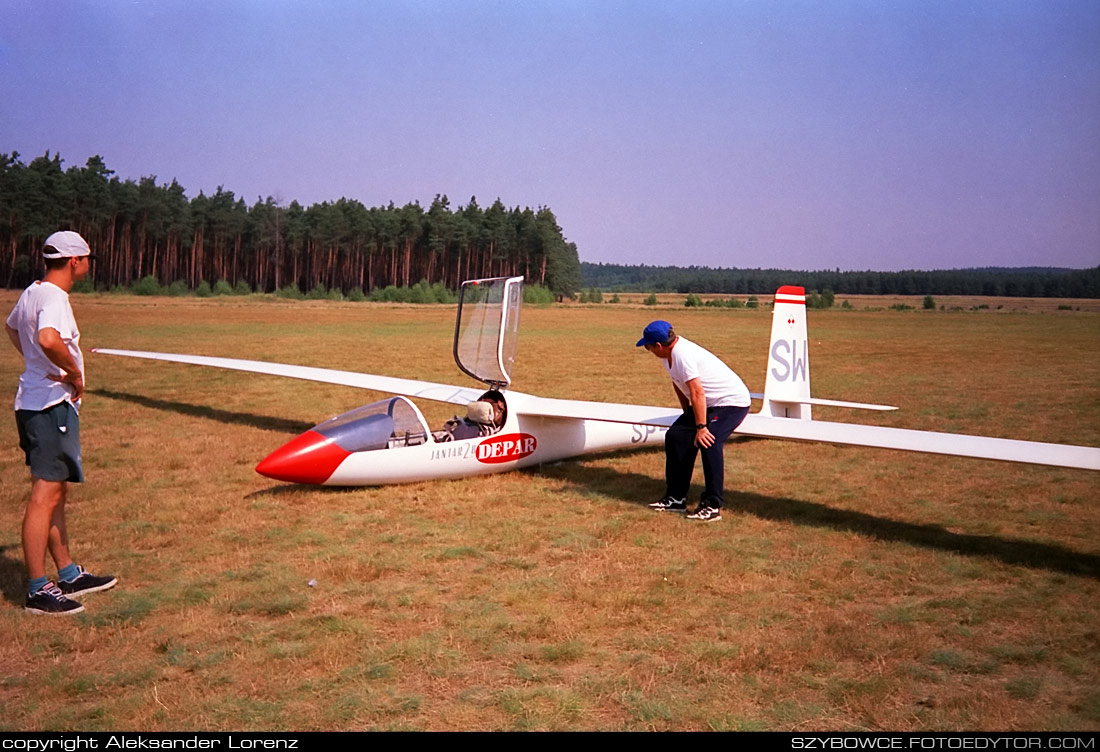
[312,396,432,451]
[453,276,523,387]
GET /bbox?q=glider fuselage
[258,401,670,486]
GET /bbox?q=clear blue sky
[2,0,1098,271]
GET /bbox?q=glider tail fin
[757,286,898,418]
[761,286,812,419]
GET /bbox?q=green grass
[1005,677,1043,701]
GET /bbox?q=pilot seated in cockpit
[437,391,506,441]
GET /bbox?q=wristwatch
[695,423,707,429]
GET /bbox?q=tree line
[582,263,1100,299]
[1,151,583,298]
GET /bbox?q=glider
[92,277,1100,485]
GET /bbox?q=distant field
[1,292,1098,731]
[588,292,1100,313]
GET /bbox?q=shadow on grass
[533,458,1100,581]
[0,545,27,606]
[93,389,313,435]
[243,484,367,499]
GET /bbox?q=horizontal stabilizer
[792,397,897,411]
[736,414,1100,471]
[91,349,483,406]
[749,393,895,411]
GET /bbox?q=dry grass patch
[0,292,1097,730]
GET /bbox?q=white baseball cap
[43,230,95,259]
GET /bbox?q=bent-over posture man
[637,320,751,522]
[6,231,117,615]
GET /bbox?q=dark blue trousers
[664,405,749,508]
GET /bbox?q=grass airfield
[1,292,1098,731]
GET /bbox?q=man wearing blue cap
[637,321,751,521]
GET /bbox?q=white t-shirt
[6,281,84,412]
[665,336,751,409]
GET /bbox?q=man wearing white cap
[5,231,117,615]
[637,320,752,522]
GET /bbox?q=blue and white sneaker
[649,496,687,512]
[58,566,118,597]
[25,582,85,616]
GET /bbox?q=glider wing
[740,414,1100,471]
[90,348,485,406]
[509,393,1099,471]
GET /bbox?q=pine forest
[1,152,583,298]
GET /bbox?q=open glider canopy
[453,276,523,388]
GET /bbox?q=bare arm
[5,324,21,356]
[38,327,84,401]
[673,383,691,413]
[685,377,714,448]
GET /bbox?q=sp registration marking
[631,424,667,444]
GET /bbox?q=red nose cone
[256,430,350,485]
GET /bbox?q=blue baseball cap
[636,320,673,347]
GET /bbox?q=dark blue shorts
[15,401,84,483]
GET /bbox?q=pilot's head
[477,390,507,427]
[466,401,494,425]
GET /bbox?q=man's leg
[23,478,72,580]
[664,412,698,500]
[17,406,89,614]
[22,475,83,615]
[49,482,75,572]
[697,406,750,508]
